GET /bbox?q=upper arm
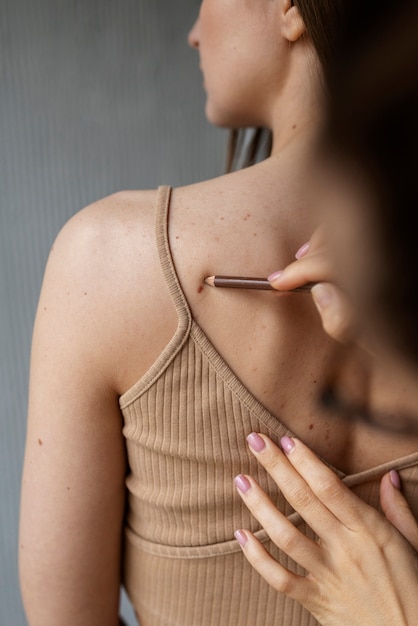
[19,203,129,626]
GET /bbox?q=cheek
[198,0,229,51]
[197,2,283,127]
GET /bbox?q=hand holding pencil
[205,228,355,344]
[267,229,355,343]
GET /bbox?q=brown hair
[227,0,346,172]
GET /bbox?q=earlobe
[282,4,306,43]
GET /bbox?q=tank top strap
[155,185,192,331]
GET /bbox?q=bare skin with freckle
[19,2,418,625]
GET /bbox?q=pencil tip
[204,276,215,287]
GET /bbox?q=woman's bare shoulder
[35,188,177,393]
[46,189,159,290]
[54,189,158,250]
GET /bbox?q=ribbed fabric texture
[119,186,418,626]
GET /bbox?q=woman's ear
[281,1,306,43]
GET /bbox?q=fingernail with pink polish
[390,470,401,490]
[247,432,266,452]
[234,474,251,494]
[281,436,295,454]
[268,270,283,283]
[296,242,310,259]
[235,529,248,547]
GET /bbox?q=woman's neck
[269,45,323,156]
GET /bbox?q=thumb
[311,283,355,344]
[380,471,418,551]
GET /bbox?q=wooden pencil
[204,276,316,292]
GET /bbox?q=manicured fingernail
[311,283,333,311]
[295,242,310,259]
[234,474,251,494]
[280,436,295,454]
[268,270,283,283]
[390,470,401,490]
[247,432,266,452]
[235,529,248,547]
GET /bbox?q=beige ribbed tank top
[119,186,418,626]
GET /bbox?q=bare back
[107,157,418,473]
[20,155,418,626]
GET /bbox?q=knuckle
[290,484,317,512]
[275,528,299,553]
[251,559,295,595]
[316,476,342,502]
[275,574,297,596]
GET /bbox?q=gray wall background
[0,1,224,624]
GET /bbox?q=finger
[233,473,323,574]
[380,472,418,551]
[295,228,326,260]
[269,227,328,289]
[234,529,319,607]
[248,433,378,531]
[311,282,356,343]
[307,227,326,252]
[246,434,343,539]
[269,252,332,291]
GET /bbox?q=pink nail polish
[234,474,251,494]
[390,470,401,490]
[235,529,248,547]
[295,242,310,259]
[267,270,283,282]
[280,436,295,454]
[247,432,266,452]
